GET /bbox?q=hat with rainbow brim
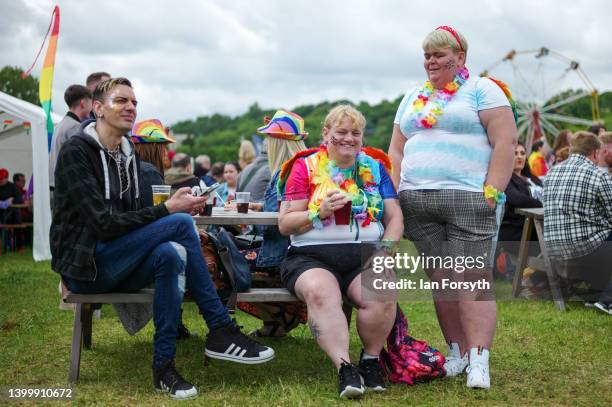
[131,119,176,143]
[256,110,308,141]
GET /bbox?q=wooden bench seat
[62,285,301,382]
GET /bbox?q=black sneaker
[594,302,611,315]
[338,360,364,398]
[358,353,387,392]
[153,359,198,400]
[205,320,275,364]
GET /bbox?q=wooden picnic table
[194,207,278,226]
[512,207,566,311]
[65,207,289,382]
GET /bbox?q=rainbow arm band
[484,185,506,204]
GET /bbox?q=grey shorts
[399,189,500,261]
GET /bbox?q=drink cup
[152,185,171,206]
[203,195,215,216]
[334,200,352,225]
[236,192,250,214]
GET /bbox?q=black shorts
[280,244,373,295]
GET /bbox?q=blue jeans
[65,213,231,365]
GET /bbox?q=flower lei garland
[409,66,470,129]
[307,146,384,227]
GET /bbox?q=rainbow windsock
[22,6,60,151]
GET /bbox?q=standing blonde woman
[388,26,517,389]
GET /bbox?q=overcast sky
[2,0,611,127]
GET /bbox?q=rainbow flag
[22,6,60,151]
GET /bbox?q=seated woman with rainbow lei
[277,104,404,399]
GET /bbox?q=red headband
[436,26,464,52]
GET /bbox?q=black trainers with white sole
[358,354,387,392]
[153,358,198,400]
[205,321,275,364]
[338,360,365,398]
[594,301,611,315]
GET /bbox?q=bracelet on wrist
[483,185,506,204]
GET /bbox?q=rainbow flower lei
[307,147,384,227]
[409,67,470,129]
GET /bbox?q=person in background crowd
[210,161,225,184]
[388,26,517,389]
[164,153,200,191]
[588,124,606,136]
[194,155,216,186]
[499,142,542,242]
[51,77,274,400]
[238,140,256,170]
[279,105,402,398]
[237,138,271,202]
[597,132,612,176]
[49,85,93,189]
[215,162,240,206]
[0,168,23,223]
[85,72,111,120]
[555,146,570,164]
[551,129,572,164]
[13,173,28,202]
[528,140,548,177]
[543,131,612,315]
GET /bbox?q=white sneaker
[466,348,490,389]
[443,342,468,377]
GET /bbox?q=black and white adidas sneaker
[205,321,275,364]
[153,358,198,400]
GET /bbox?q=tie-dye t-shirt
[282,158,397,246]
[394,76,510,192]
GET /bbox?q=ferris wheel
[481,47,600,150]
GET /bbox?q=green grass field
[1,250,610,406]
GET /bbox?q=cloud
[2,0,610,126]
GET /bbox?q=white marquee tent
[0,91,62,261]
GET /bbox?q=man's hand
[164,187,207,214]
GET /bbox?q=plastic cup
[334,200,352,225]
[236,192,250,214]
[203,195,215,216]
[152,185,171,205]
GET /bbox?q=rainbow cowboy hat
[256,110,308,141]
[131,119,176,143]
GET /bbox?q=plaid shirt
[543,154,612,259]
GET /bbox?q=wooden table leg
[513,217,533,297]
[533,220,566,311]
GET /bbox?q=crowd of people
[9,25,606,401]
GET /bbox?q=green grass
[1,250,610,406]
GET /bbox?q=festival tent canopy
[0,91,62,261]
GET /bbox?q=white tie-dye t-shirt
[394,76,510,192]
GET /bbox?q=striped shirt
[394,76,510,192]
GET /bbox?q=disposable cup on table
[236,192,250,214]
